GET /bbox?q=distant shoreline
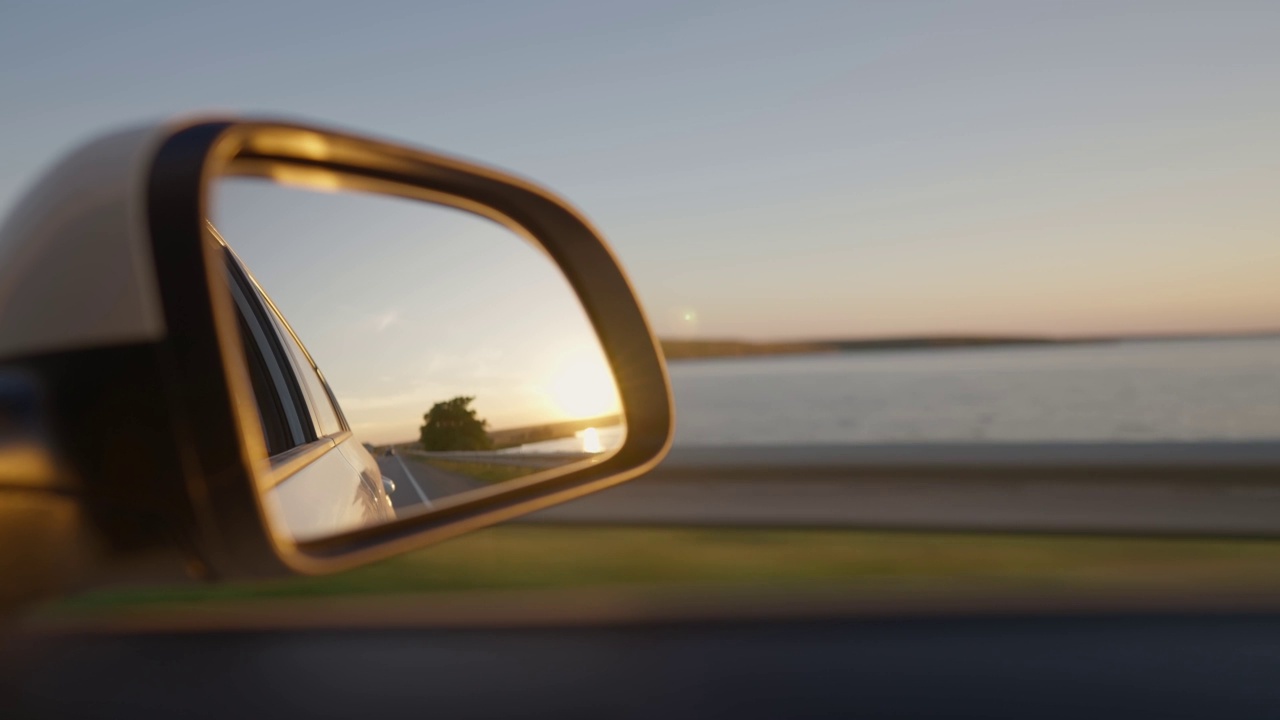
[380,414,623,451]
[660,331,1280,362]
[487,413,622,449]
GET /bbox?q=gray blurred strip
[526,443,1280,536]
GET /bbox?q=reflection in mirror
[213,178,624,541]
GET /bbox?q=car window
[250,278,346,439]
[15,4,1280,630]
[232,295,293,455]
[226,253,313,454]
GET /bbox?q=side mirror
[0,118,673,598]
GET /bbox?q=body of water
[666,337,1280,446]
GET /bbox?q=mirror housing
[0,118,673,596]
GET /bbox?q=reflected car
[221,232,396,534]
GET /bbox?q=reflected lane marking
[395,454,432,508]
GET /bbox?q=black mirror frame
[147,120,673,577]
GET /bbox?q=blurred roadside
[19,525,1280,631]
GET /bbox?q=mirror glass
[212,177,625,541]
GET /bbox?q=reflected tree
[419,396,494,451]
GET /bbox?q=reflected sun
[548,348,621,420]
[580,427,603,453]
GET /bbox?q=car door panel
[264,441,382,542]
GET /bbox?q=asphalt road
[375,454,489,512]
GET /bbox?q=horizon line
[659,327,1280,345]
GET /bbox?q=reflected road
[376,454,488,512]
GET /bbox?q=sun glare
[548,348,621,420]
[580,427,603,453]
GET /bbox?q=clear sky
[3,1,1279,340]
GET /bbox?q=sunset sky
[216,179,623,443]
[2,1,1278,341]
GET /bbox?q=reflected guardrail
[407,449,594,469]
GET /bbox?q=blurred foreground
[26,526,1280,627]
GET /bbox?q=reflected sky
[214,179,620,444]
